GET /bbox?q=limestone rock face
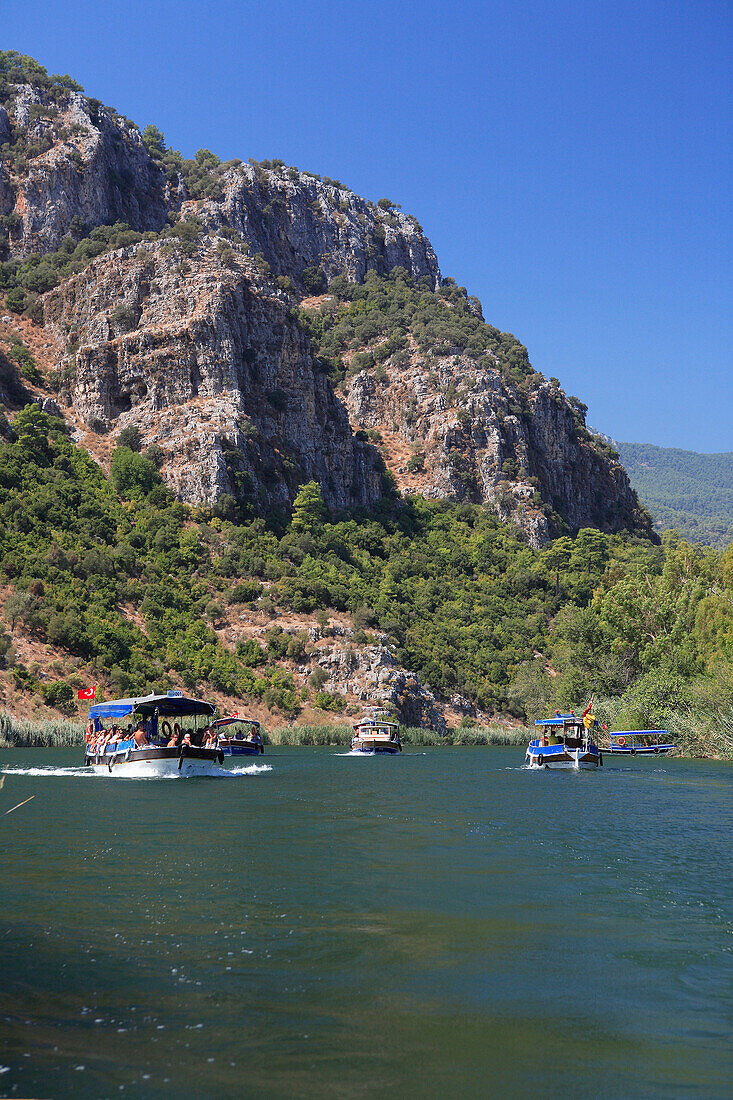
[0,106,11,146]
[201,166,440,288]
[343,347,653,544]
[315,642,447,732]
[1,74,652,544]
[42,241,383,510]
[3,84,169,256]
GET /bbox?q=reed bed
[265,724,353,746]
[399,724,527,746]
[0,712,85,748]
[264,722,526,747]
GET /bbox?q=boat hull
[351,740,401,754]
[526,748,600,770]
[219,741,263,757]
[604,745,675,756]
[84,746,224,777]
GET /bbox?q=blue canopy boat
[84,690,222,777]
[605,730,675,756]
[213,714,265,756]
[526,713,601,770]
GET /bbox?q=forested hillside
[617,442,733,548]
[0,407,731,755]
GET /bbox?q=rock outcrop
[201,166,440,289]
[313,640,447,732]
[344,346,652,542]
[1,85,169,257]
[1,68,653,542]
[43,240,384,510]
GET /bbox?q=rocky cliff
[0,57,654,542]
[42,240,385,510]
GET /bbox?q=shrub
[110,446,160,497]
[41,680,75,710]
[236,639,266,666]
[314,690,347,712]
[310,667,328,691]
[228,580,264,603]
[301,266,326,294]
[116,425,142,451]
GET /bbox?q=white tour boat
[84,691,223,777]
[351,711,402,754]
[526,712,601,770]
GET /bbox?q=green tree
[291,481,326,533]
[142,124,166,157]
[110,447,159,498]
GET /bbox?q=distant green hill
[615,442,733,548]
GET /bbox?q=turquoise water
[1,747,731,1099]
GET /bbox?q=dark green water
[0,748,731,1099]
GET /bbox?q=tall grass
[0,712,85,748]
[399,724,526,746]
[264,722,527,747]
[266,724,352,746]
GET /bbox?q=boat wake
[218,763,272,776]
[2,765,98,778]
[2,762,272,780]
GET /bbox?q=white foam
[1,762,272,779]
[220,763,272,776]
[1,765,98,777]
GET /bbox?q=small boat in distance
[526,712,601,770]
[351,711,402,754]
[605,730,676,756]
[84,691,223,777]
[214,714,265,756]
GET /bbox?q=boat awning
[213,715,259,730]
[89,693,216,720]
[610,730,670,737]
[535,715,580,726]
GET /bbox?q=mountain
[0,51,654,546]
[614,442,733,548]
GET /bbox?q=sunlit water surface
[1,747,731,1098]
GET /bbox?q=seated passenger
[133,722,149,748]
[167,729,180,747]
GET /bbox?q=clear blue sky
[5,0,732,450]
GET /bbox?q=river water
[0,747,731,1099]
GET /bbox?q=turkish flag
[77,685,97,700]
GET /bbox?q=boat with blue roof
[84,690,223,777]
[604,730,675,756]
[526,710,601,770]
[213,713,265,756]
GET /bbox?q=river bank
[0,712,526,749]
[2,710,729,757]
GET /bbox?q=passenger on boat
[203,726,216,747]
[166,729,179,748]
[133,722,149,748]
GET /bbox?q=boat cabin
[533,713,594,748]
